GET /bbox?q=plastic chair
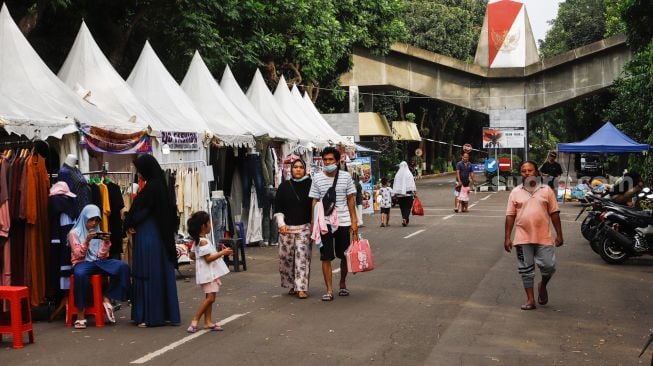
[66,274,106,327]
[0,286,34,348]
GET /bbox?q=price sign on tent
[484,158,498,173]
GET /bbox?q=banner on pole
[482,127,525,148]
[352,157,374,214]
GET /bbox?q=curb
[417,172,457,180]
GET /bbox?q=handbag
[322,171,339,216]
[412,195,424,216]
[346,235,375,273]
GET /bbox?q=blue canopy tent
[558,122,650,153]
[556,122,650,202]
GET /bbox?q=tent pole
[563,152,571,204]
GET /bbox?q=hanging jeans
[262,187,278,244]
[241,154,266,208]
[211,197,228,243]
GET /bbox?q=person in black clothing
[274,159,313,299]
[540,151,563,190]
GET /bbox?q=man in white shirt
[310,147,358,301]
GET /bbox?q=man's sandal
[321,293,334,301]
[538,283,549,305]
[338,288,350,297]
[520,303,537,310]
[74,319,87,329]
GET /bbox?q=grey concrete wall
[321,113,359,142]
[341,35,632,116]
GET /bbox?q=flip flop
[74,319,87,329]
[321,293,334,301]
[520,303,537,310]
[103,302,116,323]
[205,323,224,331]
[538,283,549,305]
[338,288,350,297]
[297,291,308,299]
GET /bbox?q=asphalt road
[3,175,653,365]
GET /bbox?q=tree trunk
[18,1,47,36]
[108,9,147,71]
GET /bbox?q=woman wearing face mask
[274,158,313,299]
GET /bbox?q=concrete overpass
[340,34,631,118]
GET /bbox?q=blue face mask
[292,175,309,182]
[323,164,338,173]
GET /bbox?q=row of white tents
[0,4,351,172]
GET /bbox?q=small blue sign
[485,158,498,173]
[472,164,485,173]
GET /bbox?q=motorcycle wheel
[598,237,628,264]
[581,215,596,241]
[589,239,601,254]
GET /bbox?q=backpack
[322,171,339,216]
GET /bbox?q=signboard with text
[482,128,525,149]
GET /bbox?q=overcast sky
[521,0,563,42]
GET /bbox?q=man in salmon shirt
[504,161,564,310]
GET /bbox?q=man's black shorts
[320,225,351,261]
[380,207,390,214]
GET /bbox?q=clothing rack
[159,159,206,167]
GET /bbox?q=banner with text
[352,157,374,214]
[160,131,200,151]
[482,127,525,149]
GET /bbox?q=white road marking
[443,214,456,220]
[480,194,493,201]
[332,268,341,273]
[130,312,249,364]
[403,229,425,239]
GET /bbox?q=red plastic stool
[66,274,106,327]
[0,286,34,349]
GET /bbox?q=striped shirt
[309,170,356,226]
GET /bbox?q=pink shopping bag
[346,237,375,273]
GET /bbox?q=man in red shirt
[504,161,564,310]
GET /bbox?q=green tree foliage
[607,0,653,182]
[5,0,406,94]
[539,0,612,57]
[617,0,653,51]
[404,0,486,62]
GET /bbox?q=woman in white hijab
[392,161,417,226]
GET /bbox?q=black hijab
[129,154,177,263]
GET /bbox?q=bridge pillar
[348,86,359,113]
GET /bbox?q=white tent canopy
[273,75,328,147]
[58,21,154,132]
[180,52,256,147]
[127,41,211,135]
[220,65,293,140]
[246,69,313,146]
[0,4,144,139]
[291,85,350,146]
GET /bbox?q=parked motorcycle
[575,194,619,253]
[594,199,653,264]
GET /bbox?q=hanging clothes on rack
[58,162,91,216]
[24,151,50,306]
[48,181,77,292]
